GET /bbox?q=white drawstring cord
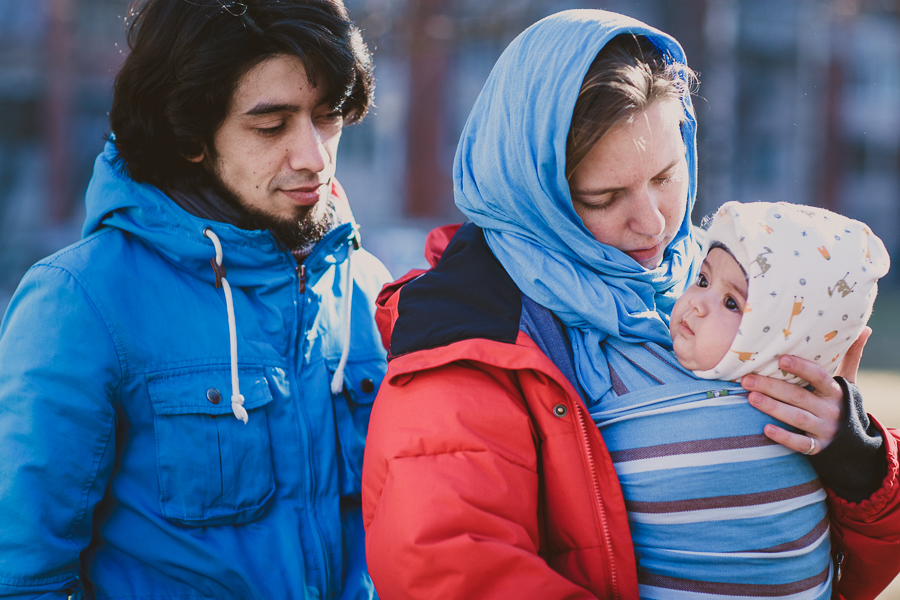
[330,234,357,394]
[203,228,249,424]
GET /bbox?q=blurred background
[1,0,899,589]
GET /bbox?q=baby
[671,200,889,387]
[593,200,889,599]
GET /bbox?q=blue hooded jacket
[0,141,389,599]
[454,9,701,403]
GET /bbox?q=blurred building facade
[0,0,899,291]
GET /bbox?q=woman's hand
[740,327,872,455]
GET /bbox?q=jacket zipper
[575,403,619,600]
[294,223,355,294]
[291,255,334,599]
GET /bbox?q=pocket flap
[148,366,273,416]
[331,359,385,405]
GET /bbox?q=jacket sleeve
[362,361,597,600]
[0,264,120,598]
[827,416,900,600]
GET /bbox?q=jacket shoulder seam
[29,262,128,380]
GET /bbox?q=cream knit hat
[693,201,890,384]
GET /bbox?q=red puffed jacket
[362,223,900,600]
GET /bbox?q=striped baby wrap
[591,337,832,600]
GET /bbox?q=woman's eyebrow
[654,157,681,176]
[573,185,625,197]
[573,157,682,196]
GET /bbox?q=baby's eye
[696,274,708,288]
[724,296,740,312]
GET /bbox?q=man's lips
[280,183,325,206]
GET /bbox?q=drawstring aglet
[330,235,356,395]
[232,393,248,424]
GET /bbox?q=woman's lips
[280,184,323,206]
[625,241,663,265]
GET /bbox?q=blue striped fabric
[591,338,831,599]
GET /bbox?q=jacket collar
[82,141,357,288]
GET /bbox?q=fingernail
[743,375,756,388]
[781,356,793,369]
[749,394,762,406]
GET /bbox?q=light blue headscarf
[454,9,701,404]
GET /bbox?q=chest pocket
[148,366,276,527]
[330,358,384,498]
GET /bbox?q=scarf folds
[454,9,701,404]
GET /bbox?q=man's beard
[203,169,334,253]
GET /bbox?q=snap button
[207,388,222,405]
[553,404,567,418]
[360,378,375,394]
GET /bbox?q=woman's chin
[640,256,664,269]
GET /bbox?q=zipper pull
[297,264,306,294]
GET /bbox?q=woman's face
[568,99,689,269]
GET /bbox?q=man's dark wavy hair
[109,0,374,188]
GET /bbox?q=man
[0,1,389,598]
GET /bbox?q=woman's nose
[287,120,328,174]
[629,189,666,237]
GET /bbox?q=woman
[362,10,900,599]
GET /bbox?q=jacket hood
[82,141,357,288]
[452,9,700,401]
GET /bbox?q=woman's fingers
[742,355,844,449]
[761,424,819,455]
[747,390,818,435]
[834,326,871,384]
[779,355,844,399]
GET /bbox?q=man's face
[670,248,748,371]
[196,54,343,237]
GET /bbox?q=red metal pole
[404,0,453,218]
[45,0,77,224]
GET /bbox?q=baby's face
[670,248,748,371]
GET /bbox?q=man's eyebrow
[243,102,299,117]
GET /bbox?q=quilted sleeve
[827,416,900,600]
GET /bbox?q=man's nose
[629,188,666,238]
[287,119,328,174]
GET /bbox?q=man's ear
[186,152,205,163]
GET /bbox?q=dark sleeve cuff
[807,377,887,503]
